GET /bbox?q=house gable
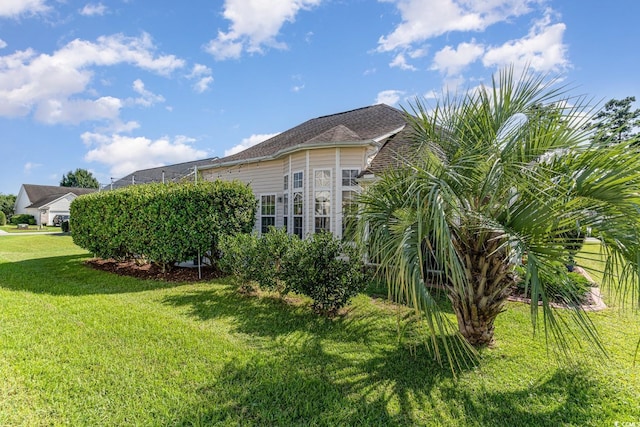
[202,104,407,168]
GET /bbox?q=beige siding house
[199,104,410,239]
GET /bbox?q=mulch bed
[85,258,223,282]
[508,285,597,306]
[507,267,606,311]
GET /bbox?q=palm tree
[357,67,640,367]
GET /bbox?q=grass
[0,235,639,426]
[0,224,61,233]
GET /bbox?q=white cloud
[378,0,535,52]
[131,79,165,107]
[375,90,405,106]
[291,74,305,92]
[56,33,184,75]
[389,53,416,71]
[224,133,279,156]
[0,33,184,124]
[189,63,211,77]
[35,96,122,124]
[482,11,568,73]
[23,162,42,174]
[187,64,213,93]
[424,90,439,99]
[205,0,322,60]
[0,39,6,49]
[431,40,485,76]
[193,76,214,93]
[82,132,207,177]
[0,0,49,18]
[80,3,107,16]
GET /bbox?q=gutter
[198,140,373,171]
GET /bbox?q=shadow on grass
[175,340,456,425]
[0,254,184,295]
[173,341,606,426]
[164,287,610,426]
[439,367,610,426]
[163,287,384,343]
[365,280,457,316]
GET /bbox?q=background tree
[0,193,16,219]
[357,68,640,369]
[589,96,640,144]
[60,168,99,188]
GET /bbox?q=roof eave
[30,192,78,209]
[198,140,377,171]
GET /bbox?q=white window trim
[292,169,304,238]
[259,193,277,234]
[340,167,361,238]
[341,167,361,189]
[292,170,304,190]
[313,168,332,233]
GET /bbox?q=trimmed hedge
[70,181,256,270]
[0,211,5,226]
[10,214,36,225]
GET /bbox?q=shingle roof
[107,157,220,190]
[23,184,97,208]
[360,126,418,175]
[108,104,412,189]
[361,126,446,176]
[209,104,407,166]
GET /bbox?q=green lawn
[0,225,61,233]
[0,235,639,426]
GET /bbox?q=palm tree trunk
[449,239,513,347]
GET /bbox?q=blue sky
[0,0,638,194]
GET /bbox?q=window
[315,190,331,233]
[342,169,359,186]
[289,171,304,238]
[314,170,331,233]
[315,169,331,188]
[283,193,289,231]
[342,190,358,237]
[293,192,303,238]
[341,169,359,238]
[260,194,276,233]
[283,174,289,232]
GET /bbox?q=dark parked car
[52,215,69,226]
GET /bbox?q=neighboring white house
[198,104,412,239]
[14,184,97,226]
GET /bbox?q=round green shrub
[0,211,6,226]
[282,232,366,316]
